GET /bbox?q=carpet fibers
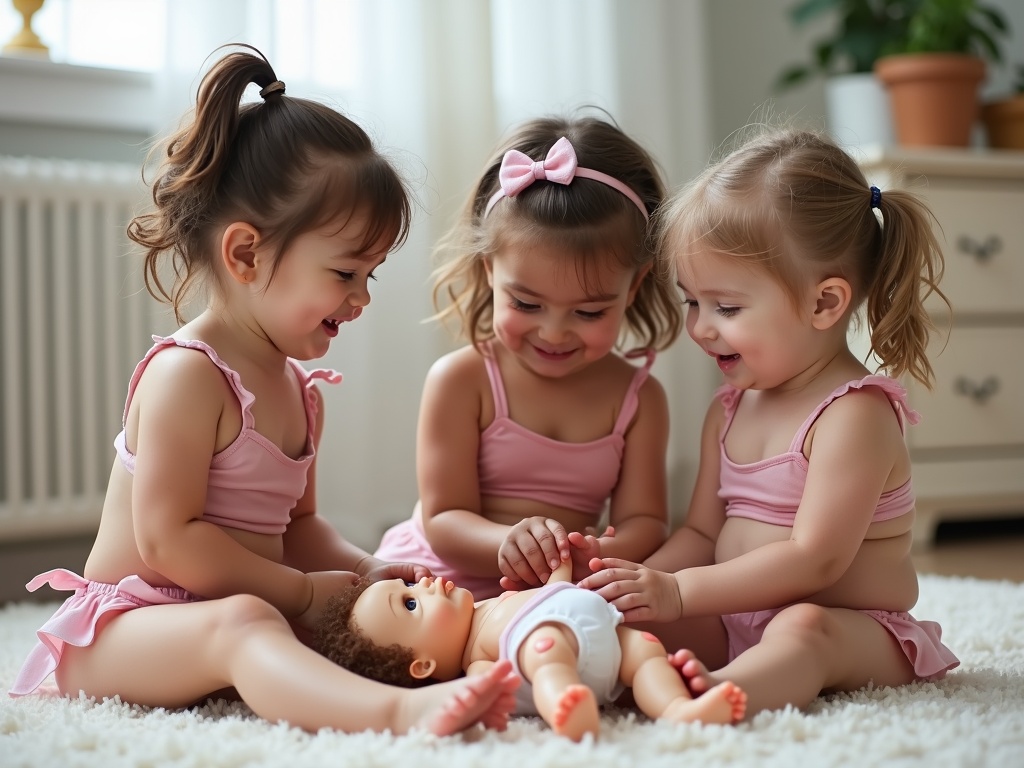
[2,574,1022,767]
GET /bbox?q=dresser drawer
[906,326,1024,450]
[924,185,1024,314]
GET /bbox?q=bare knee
[207,595,290,651]
[763,604,836,651]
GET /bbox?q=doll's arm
[546,558,573,584]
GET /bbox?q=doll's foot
[667,649,716,696]
[412,659,520,736]
[551,684,600,742]
[661,680,746,725]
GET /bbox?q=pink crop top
[476,348,655,516]
[718,376,920,527]
[114,336,341,535]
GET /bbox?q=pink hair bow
[483,136,649,220]
[498,136,578,198]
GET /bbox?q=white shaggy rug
[2,574,1023,768]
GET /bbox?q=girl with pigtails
[9,45,519,735]
[580,128,960,719]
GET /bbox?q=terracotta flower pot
[874,53,985,147]
[982,96,1024,150]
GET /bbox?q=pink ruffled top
[114,336,341,534]
[476,347,655,516]
[718,376,920,527]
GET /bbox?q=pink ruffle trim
[8,569,198,697]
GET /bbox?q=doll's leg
[672,604,917,719]
[57,595,518,735]
[518,624,600,741]
[617,627,745,724]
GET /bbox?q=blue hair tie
[869,186,882,209]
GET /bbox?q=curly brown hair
[313,579,430,688]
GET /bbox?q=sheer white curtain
[157,0,714,548]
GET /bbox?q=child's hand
[566,527,614,581]
[357,557,432,585]
[295,570,361,630]
[498,516,571,589]
[577,557,683,623]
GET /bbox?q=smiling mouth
[708,350,739,362]
[534,345,576,360]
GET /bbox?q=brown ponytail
[129,44,411,325]
[866,190,947,388]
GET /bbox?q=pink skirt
[722,605,959,681]
[8,568,200,697]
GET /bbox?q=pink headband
[483,136,649,221]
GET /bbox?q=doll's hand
[357,557,432,585]
[498,517,571,589]
[566,527,614,581]
[295,570,361,630]
[577,557,683,623]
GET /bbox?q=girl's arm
[130,351,319,618]
[579,398,725,618]
[283,385,368,571]
[596,375,671,564]
[418,350,515,576]
[281,386,428,583]
[587,390,902,620]
[646,398,727,572]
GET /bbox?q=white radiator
[0,156,158,540]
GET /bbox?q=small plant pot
[875,53,985,147]
[982,96,1024,150]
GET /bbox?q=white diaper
[499,581,624,715]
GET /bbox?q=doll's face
[351,576,476,682]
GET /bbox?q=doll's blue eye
[404,581,415,586]
[404,597,417,611]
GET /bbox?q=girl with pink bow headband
[374,114,682,603]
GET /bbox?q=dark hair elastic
[869,185,882,209]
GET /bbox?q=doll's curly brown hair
[313,579,429,688]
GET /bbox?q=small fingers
[577,564,637,591]
[543,519,571,565]
[500,548,545,587]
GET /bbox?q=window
[0,0,358,91]
[0,0,166,72]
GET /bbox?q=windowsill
[0,55,156,133]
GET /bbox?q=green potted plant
[982,64,1024,150]
[873,0,1010,147]
[776,0,914,148]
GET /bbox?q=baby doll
[315,561,746,741]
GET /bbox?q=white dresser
[858,147,1024,548]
